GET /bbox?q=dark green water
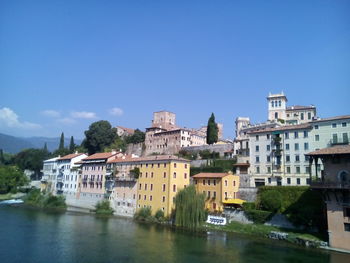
[0,205,349,263]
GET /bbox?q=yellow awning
[222,198,246,205]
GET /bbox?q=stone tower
[267,92,287,121]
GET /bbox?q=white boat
[0,199,24,205]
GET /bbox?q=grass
[202,221,326,243]
[0,193,12,200]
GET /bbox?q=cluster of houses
[40,92,350,251]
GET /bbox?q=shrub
[245,209,272,224]
[24,189,66,210]
[155,209,165,222]
[43,195,66,209]
[259,190,282,212]
[242,202,256,211]
[135,207,154,222]
[95,200,114,215]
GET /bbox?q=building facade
[41,157,59,193]
[192,172,240,212]
[307,145,350,252]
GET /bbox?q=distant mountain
[0,133,83,154]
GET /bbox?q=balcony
[41,175,49,182]
[329,138,349,146]
[115,176,137,182]
[311,181,350,190]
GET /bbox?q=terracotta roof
[311,115,350,123]
[108,155,190,164]
[83,152,119,161]
[248,123,311,134]
[286,105,316,111]
[116,126,135,134]
[306,145,350,156]
[58,153,85,161]
[192,173,230,178]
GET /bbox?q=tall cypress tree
[43,142,48,152]
[206,113,218,145]
[59,132,65,151]
[0,149,4,165]
[69,136,75,153]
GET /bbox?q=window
[164,163,166,168]
[256,166,260,173]
[163,172,166,178]
[301,113,304,120]
[315,125,319,129]
[304,143,309,150]
[286,167,291,174]
[151,172,154,178]
[275,112,278,119]
[332,123,337,128]
[305,155,310,162]
[297,178,301,185]
[295,155,300,162]
[150,184,153,191]
[158,163,160,168]
[295,143,299,150]
[225,192,228,199]
[343,133,349,143]
[344,223,350,232]
[203,180,206,185]
[138,194,141,200]
[233,181,236,187]
[144,184,147,190]
[333,134,338,144]
[256,145,259,152]
[294,132,299,138]
[279,100,281,107]
[184,173,187,179]
[267,145,270,151]
[296,166,300,174]
[144,195,146,200]
[308,112,311,120]
[139,183,142,190]
[185,164,188,169]
[342,122,347,127]
[267,167,271,173]
[162,196,165,202]
[285,143,290,150]
[162,184,166,192]
[207,191,211,198]
[303,131,308,138]
[267,156,271,162]
[208,180,211,186]
[287,178,291,184]
[213,191,216,198]
[256,135,259,141]
[315,135,320,141]
[174,163,177,168]
[173,185,176,192]
[286,155,290,162]
[271,101,274,107]
[213,180,216,186]
[285,132,289,139]
[225,180,227,186]
[150,195,152,201]
[256,156,260,163]
[305,166,310,173]
[173,172,176,179]
[344,207,350,218]
[267,134,270,139]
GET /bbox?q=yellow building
[192,172,240,212]
[136,155,190,217]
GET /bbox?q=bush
[95,200,114,215]
[24,189,66,210]
[135,207,154,222]
[155,209,165,221]
[242,202,256,211]
[245,209,272,224]
[259,190,282,212]
[43,195,66,209]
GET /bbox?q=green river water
[0,205,349,263]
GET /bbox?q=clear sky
[1,0,349,140]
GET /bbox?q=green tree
[0,149,4,165]
[69,136,75,153]
[13,149,50,179]
[206,113,218,145]
[259,190,282,212]
[125,129,145,144]
[43,143,48,153]
[59,132,65,151]
[174,185,206,230]
[83,120,117,154]
[0,165,29,194]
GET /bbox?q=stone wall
[238,187,257,202]
[126,143,144,156]
[182,144,233,157]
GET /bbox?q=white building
[41,157,59,193]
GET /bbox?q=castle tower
[235,117,250,138]
[152,111,176,130]
[267,92,287,121]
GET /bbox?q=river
[0,205,349,263]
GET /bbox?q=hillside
[0,133,82,154]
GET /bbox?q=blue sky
[1,0,349,140]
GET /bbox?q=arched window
[271,101,274,107]
[338,170,349,184]
[275,112,278,119]
[279,100,281,107]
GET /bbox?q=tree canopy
[174,185,206,229]
[69,136,75,153]
[206,113,218,145]
[125,129,145,144]
[12,148,50,177]
[83,120,117,154]
[0,165,29,194]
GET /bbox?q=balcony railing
[311,182,350,190]
[329,138,349,146]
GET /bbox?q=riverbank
[0,192,26,201]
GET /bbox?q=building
[55,153,87,197]
[41,157,60,193]
[136,155,190,216]
[79,151,122,208]
[192,172,240,212]
[106,155,140,217]
[116,126,135,137]
[248,123,312,186]
[306,145,350,252]
[267,92,316,124]
[145,111,207,155]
